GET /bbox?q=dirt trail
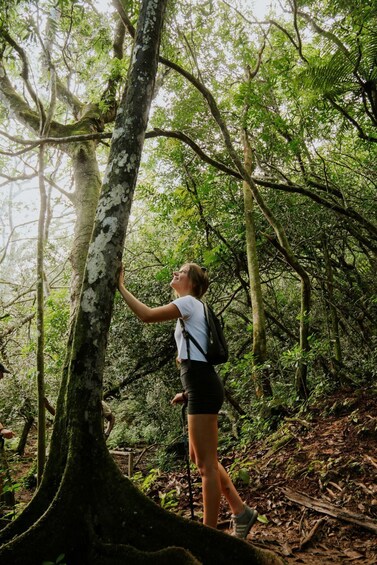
[153,390,377,564]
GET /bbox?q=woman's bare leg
[188,414,221,528]
[218,462,244,515]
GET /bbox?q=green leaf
[237,468,250,485]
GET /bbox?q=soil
[218,389,377,564]
[4,389,377,564]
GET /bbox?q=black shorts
[180,360,224,415]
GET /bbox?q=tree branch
[256,178,377,239]
[150,128,241,177]
[112,0,136,38]
[265,19,299,51]
[97,16,127,123]
[283,487,377,534]
[1,117,375,241]
[294,9,350,57]
[0,221,37,265]
[0,62,40,133]
[55,76,84,119]
[1,30,46,126]
[0,313,35,340]
[291,0,308,64]
[326,96,377,143]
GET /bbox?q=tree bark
[267,236,311,399]
[36,145,47,484]
[242,130,272,398]
[69,141,103,315]
[16,415,34,457]
[322,235,342,371]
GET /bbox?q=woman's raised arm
[118,269,180,323]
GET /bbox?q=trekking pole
[181,402,195,520]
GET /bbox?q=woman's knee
[195,458,219,478]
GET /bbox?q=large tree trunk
[0,2,283,562]
[69,140,103,315]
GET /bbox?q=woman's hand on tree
[118,265,125,289]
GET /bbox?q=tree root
[90,541,201,564]
[0,451,284,565]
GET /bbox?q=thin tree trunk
[296,274,311,398]
[16,416,35,457]
[267,236,311,399]
[36,145,46,484]
[322,235,342,370]
[242,130,272,398]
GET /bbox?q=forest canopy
[1,0,375,418]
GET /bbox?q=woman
[118,262,258,538]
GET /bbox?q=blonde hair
[186,263,209,299]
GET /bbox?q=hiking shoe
[231,504,258,539]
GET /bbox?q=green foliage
[281,336,329,371]
[131,468,179,510]
[22,467,37,491]
[236,468,250,486]
[44,289,70,367]
[0,475,21,496]
[131,468,161,495]
[0,0,376,471]
[158,488,179,510]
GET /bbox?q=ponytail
[187,263,209,299]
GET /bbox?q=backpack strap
[202,301,210,328]
[179,310,207,361]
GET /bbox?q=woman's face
[170,264,193,296]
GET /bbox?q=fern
[297,29,377,97]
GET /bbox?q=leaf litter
[6,389,377,564]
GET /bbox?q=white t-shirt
[173,295,208,362]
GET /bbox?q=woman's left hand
[171,392,187,405]
[0,428,14,439]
